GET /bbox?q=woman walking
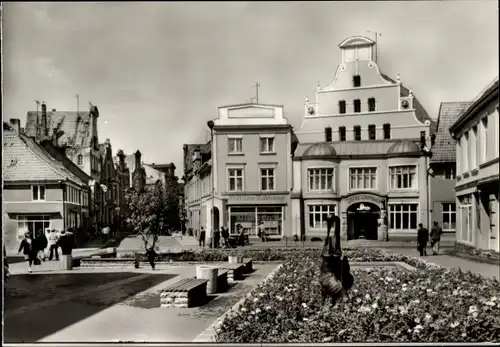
[18,232,37,273]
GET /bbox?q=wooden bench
[242,258,253,274]
[218,263,245,281]
[216,270,229,293]
[160,277,208,308]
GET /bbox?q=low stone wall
[453,242,500,264]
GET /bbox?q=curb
[193,263,284,343]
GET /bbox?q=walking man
[417,223,429,257]
[257,222,267,242]
[199,227,206,247]
[430,221,444,255]
[48,229,60,261]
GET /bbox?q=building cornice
[213,124,292,131]
[293,152,423,161]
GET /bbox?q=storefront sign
[345,194,384,208]
[227,194,286,202]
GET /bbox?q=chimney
[52,128,58,146]
[41,103,48,138]
[134,150,142,170]
[9,118,21,134]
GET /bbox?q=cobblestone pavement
[383,247,500,280]
[4,264,278,342]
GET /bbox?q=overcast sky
[3,1,498,173]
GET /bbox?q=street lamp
[207,120,215,249]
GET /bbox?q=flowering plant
[214,252,500,343]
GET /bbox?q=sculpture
[319,213,354,307]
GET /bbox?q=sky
[3,1,499,174]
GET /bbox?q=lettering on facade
[345,194,384,208]
[228,194,286,202]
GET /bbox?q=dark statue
[319,212,354,307]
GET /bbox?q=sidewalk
[383,247,500,280]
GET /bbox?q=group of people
[17,229,74,272]
[198,223,260,248]
[417,221,444,256]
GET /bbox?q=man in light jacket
[48,229,60,261]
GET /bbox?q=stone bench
[218,263,245,282]
[160,277,208,308]
[242,258,253,274]
[216,270,229,293]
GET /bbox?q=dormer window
[339,126,346,142]
[368,125,376,140]
[353,99,361,113]
[353,75,361,87]
[383,123,391,139]
[338,100,346,114]
[368,98,376,112]
[325,127,332,142]
[77,154,83,166]
[354,125,361,141]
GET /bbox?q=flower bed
[215,252,500,343]
[129,248,440,271]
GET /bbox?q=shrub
[215,252,500,343]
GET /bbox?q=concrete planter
[228,255,243,264]
[60,255,73,270]
[196,265,218,294]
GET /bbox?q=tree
[125,180,168,251]
[164,175,181,231]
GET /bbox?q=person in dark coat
[237,224,245,246]
[18,232,37,273]
[221,226,230,248]
[199,227,206,247]
[417,223,429,256]
[145,246,157,270]
[430,221,444,255]
[57,230,75,256]
[213,228,221,248]
[35,230,48,261]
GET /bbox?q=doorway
[347,202,380,240]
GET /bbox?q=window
[459,195,473,243]
[462,134,469,172]
[442,203,456,231]
[325,127,332,142]
[77,154,83,166]
[260,137,275,153]
[309,205,336,229]
[383,123,391,139]
[339,126,346,141]
[338,100,346,114]
[308,168,334,191]
[16,215,51,240]
[32,185,46,201]
[471,127,477,169]
[368,124,376,140]
[353,75,361,87]
[260,168,275,191]
[368,98,376,112]
[228,137,243,154]
[349,167,377,190]
[444,167,456,180]
[481,117,488,163]
[228,168,244,191]
[389,204,418,230]
[389,165,417,190]
[354,125,361,141]
[353,99,361,113]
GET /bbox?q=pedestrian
[213,228,221,248]
[199,227,206,247]
[48,229,60,261]
[145,246,157,270]
[430,221,444,255]
[237,224,245,247]
[35,229,48,261]
[58,229,75,256]
[221,226,229,248]
[17,232,37,273]
[417,223,429,257]
[257,222,267,242]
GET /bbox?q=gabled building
[291,36,435,241]
[429,102,471,236]
[24,103,103,225]
[3,121,90,253]
[115,149,131,226]
[99,139,119,229]
[449,77,499,256]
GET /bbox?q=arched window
[339,126,346,141]
[383,123,391,139]
[325,127,332,142]
[354,125,361,141]
[368,98,376,112]
[353,99,361,113]
[77,154,83,166]
[338,100,346,114]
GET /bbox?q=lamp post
[207,120,215,249]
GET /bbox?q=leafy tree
[164,175,181,231]
[125,180,168,251]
